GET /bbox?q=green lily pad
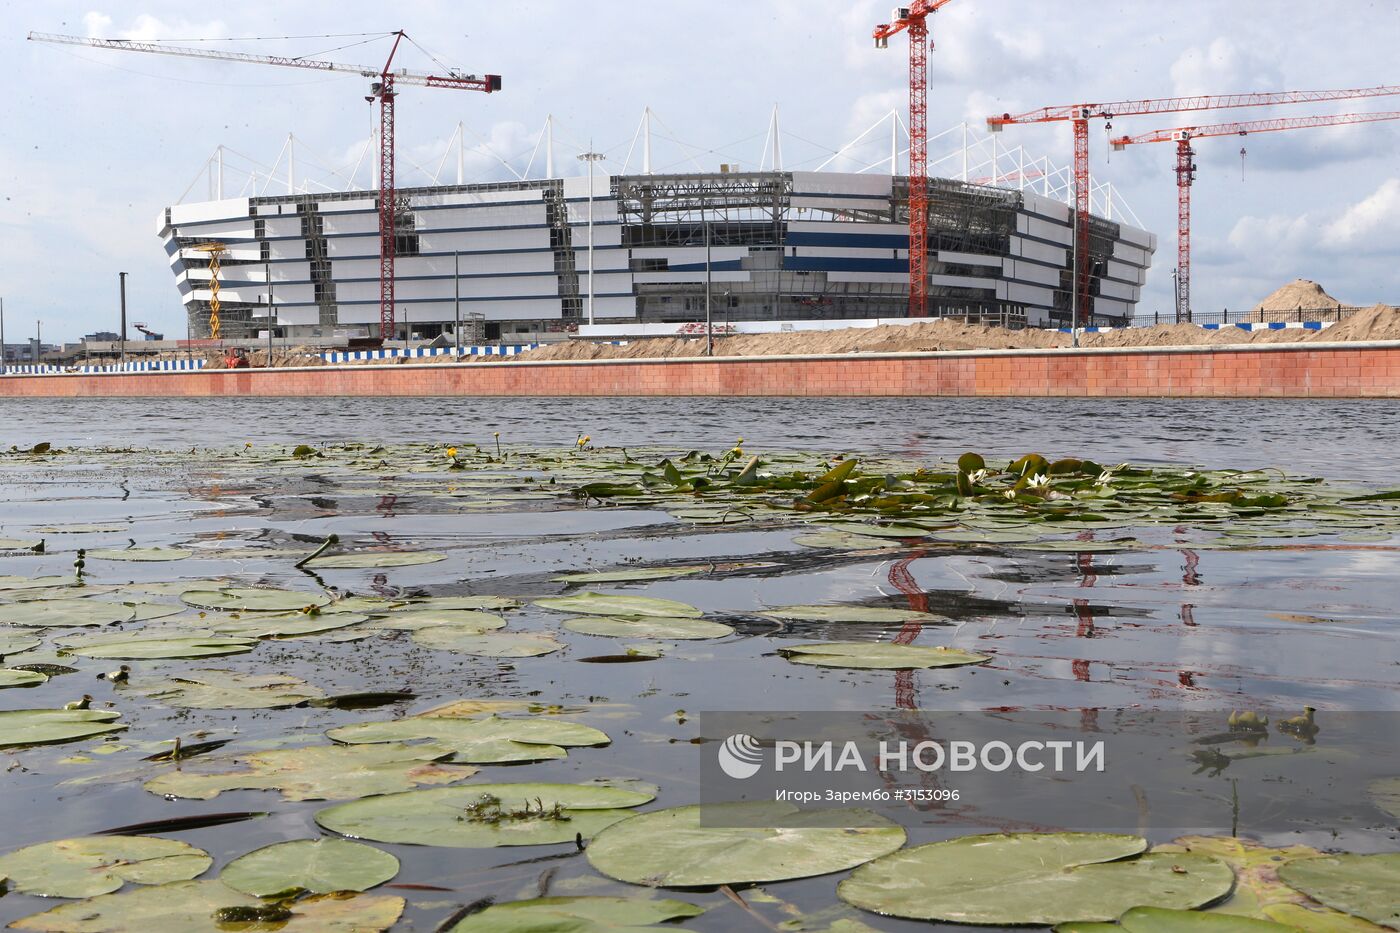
[209,612,367,639]
[1056,907,1297,931]
[586,801,906,887]
[179,587,331,612]
[0,632,42,654]
[0,668,48,687]
[123,670,324,709]
[411,628,564,657]
[757,605,951,624]
[0,576,75,592]
[553,567,707,583]
[327,714,609,764]
[375,610,506,632]
[219,838,398,897]
[142,742,471,801]
[306,551,448,569]
[0,709,126,748]
[837,833,1233,925]
[316,781,656,848]
[534,592,703,618]
[563,617,734,640]
[60,633,258,660]
[1277,854,1400,929]
[9,880,403,932]
[0,599,135,628]
[445,896,705,932]
[0,537,44,550]
[0,836,211,898]
[1153,835,1370,927]
[778,641,991,669]
[85,548,193,562]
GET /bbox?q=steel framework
[987,84,1400,322]
[28,30,500,340]
[873,1,957,318]
[1111,109,1400,322]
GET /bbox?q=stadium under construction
[158,125,1156,342]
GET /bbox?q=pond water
[0,397,1397,931]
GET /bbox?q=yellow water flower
[446,447,458,459]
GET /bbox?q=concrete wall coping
[3,338,1399,380]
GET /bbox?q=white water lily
[1094,471,1114,486]
[967,468,989,483]
[1002,489,1017,500]
[1026,473,1050,489]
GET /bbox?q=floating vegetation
[58,632,259,660]
[837,833,1234,925]
[2,440,1398,932]
[316,781,656,848]
[218,838,399,898]
[0,708,126,748]
[586,801,906,887]
[777,641,991,670]
[123,670,324,709]
[8,880,403,932]
[0,836,211,898]
[326,713,609,764]
[142,743,470,801]
[179,586,331,612]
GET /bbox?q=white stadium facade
[158,167,1156,341]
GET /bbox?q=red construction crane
[28,30,501,341]
[873,1,957,318]
[1112,110,1400,323]
[987,84,1400,325]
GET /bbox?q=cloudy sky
[2,1,1398,342]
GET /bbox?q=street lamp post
[35,320,42,366]
[266,261,274,367]
[119,271,128,367]
[576,146,604,327]
[454,250,461,359]
[704,210,713,357]
[0,296,6,375]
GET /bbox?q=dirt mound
[1309,303,1400,342]
[1252,279,1343,321]
[521,321,1078,361]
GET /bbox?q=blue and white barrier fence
[1057,321,1337,334]
[1,358,209,375]
[318,344,536,363]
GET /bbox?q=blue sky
[2,1,1398,342]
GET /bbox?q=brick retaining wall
[3,342,1400,399]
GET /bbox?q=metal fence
[1130,306,1362,328]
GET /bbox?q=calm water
[0,397,1397,930]
[4,395,1400,480]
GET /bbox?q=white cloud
[1169,37,1283,98]
[82,11,229,41]
[1322,177,1400,248]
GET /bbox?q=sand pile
[1307,303,1400,342]
[1251,279,1343,321]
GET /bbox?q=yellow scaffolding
[192,242,228,339]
